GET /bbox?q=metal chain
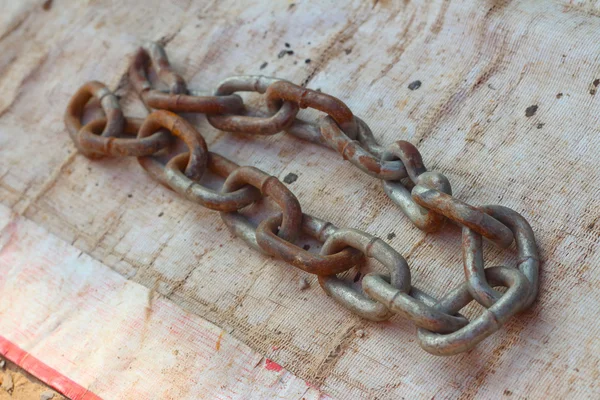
[63,42,540,356]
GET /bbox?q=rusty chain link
[63,42,540,356]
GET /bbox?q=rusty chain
[64,42,540,356]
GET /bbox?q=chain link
[317,228,411,322]
[320,116,407,180]
[462,205,539,309]
[64,42,540,356]
[221,166,303,242]
[382,140,451,232]
[164,152,262,212]
[79,116,172,157]
[265,80,358,137]
[255,213,364,275]
[130,45,244,114]
[416,266,530,355]
[206,75,300,135]
[65,81,125,157]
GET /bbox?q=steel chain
[65,81,125,157]
[317,228,411,322]
[130,44,244,114]
[206,75,300,136]
[63,42,540,356]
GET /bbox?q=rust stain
[465,121,484,143]
[358,155,381,173]
[216,329,224,351]
[94,19,105,30]
[458,319,529,400]
[145,279,159,323]
[277,145,295,159]
[370,8,417,85]
[0,10,28,43]
[430,0,450,35]
[396,98,409,112]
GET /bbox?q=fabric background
[1,0,599,398]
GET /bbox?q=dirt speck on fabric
[589,79,599,95]
[278,50,294,58]
[408,80,422,90]
[387,232,396,240]
[260,62,268,70]
[283,173,298,184]
[525,105,538,117]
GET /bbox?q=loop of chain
[382,141,452,232]
[319,116,408,180]
[130,45,244,114]
[317,228,411,321]
[220,166,303,243]
[362,274,470,333]
[137,110,208,181]
[206,75,300,135]
[411,186,514,249]
[254,214,364,275]
[265,80,358,138]
[65,81,125,157]
[143,42,188,94]
[63,42,540,356]
[208,76,348,146]
[416,266,530,356]
[78,117,172,157]
[462,205,539,309]
[163,152,262,212]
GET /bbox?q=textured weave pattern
[1,0,599,398]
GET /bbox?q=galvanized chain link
[63,42,540,356]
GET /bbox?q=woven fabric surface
[0,1,599,398]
